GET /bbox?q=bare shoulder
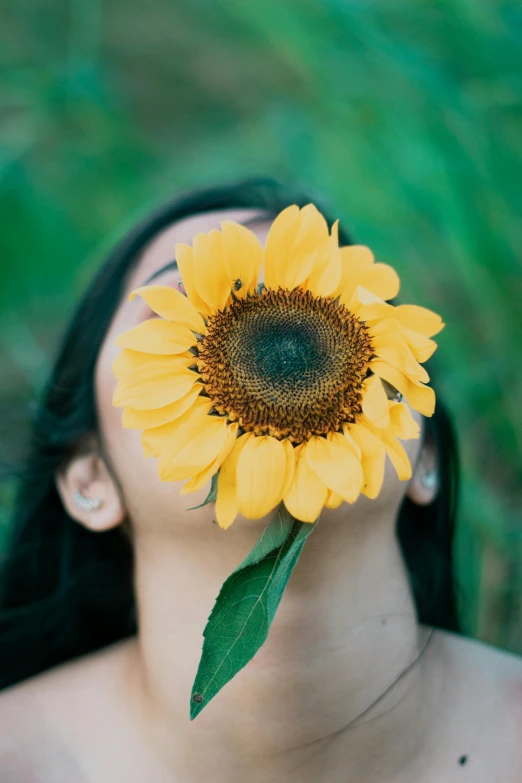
[0,638,135,783]
[434,627,522,688]
[429,628,522,781]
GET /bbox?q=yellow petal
[215,432,254,529]
[340,245,374,273]
[365,315,399,338]
[352,299,395,323]
[286,204,330,290]
[192,230,230,313]
[346,285,388,316]
[395,304,444,337]
[262,205,301,290]
[180,422,239,495]
[129,285,207,334]
[346,423,387,499]
[341,283,380,314]
[281,439,296,497]
[220,220,263,297]
[335,247,373,304]
[380,430,413,481]
[157,414,229,482]
[305,220,342,298]
[335,244,374,298]
[358,263,400,302]
[236,435,287,519]
[175,242,211,316]
[370,360,436,417]
[364,314,438,364]
[115,318,198,355]
[113,362,201,410]
[388,401,421,440]
[369,318,429,382]
[264,204,331,291]
[399,325,438,363]
[304,435,363,504]
[112,348,193,378]
[356,285,384,305]
[371,332,429,384]
[361,374,390,427]
[141,397,212,458]
[283,443,327,523]
[121,385,203,429]
[325,489,343,509]
[335,427,361,460]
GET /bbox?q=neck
[125,501,436,782]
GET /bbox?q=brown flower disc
[197,288,374,443]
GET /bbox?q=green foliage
[0,1,521,650]
[187,472,218,510]
[190,508,317,719]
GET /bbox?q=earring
[73,489,102,512]
[421,471,437,491]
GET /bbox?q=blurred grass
[0,0,521,651]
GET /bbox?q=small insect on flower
[112,203,444,529]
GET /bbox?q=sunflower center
[197,288,373,443]
[244,319,324,385]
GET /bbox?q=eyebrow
[141,213,272,287]
[143,259,179,286]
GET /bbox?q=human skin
[3,209,520,783]
[92,209,435,778]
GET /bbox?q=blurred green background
[1,1,521,652]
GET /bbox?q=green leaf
[231,502,295,571]
[190,506,318,719]
[187,473,218,510]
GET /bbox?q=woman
[0,178,520,782]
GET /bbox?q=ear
[55,440,126,532]
[406,429,439,506]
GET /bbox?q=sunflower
[113,205,444,527]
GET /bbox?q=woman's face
[94,208,426,536]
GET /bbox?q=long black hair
[0,177,460,691]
